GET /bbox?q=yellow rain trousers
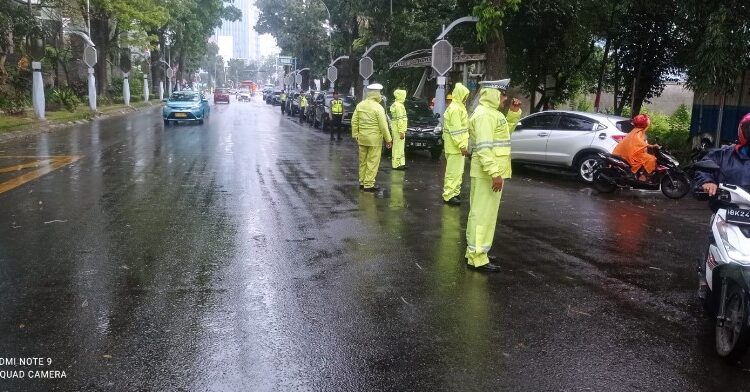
[465,88,512,267]
[352,91,392,188]
[390,89,408,168]
[442,83,470,201]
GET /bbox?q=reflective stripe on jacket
[390,89,408,136]
[352,93,392,147]
[331,99,343,114]
[469,88,512,179]
[443,83,470,153]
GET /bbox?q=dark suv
[402,98,443,159]
[312,93,356,131]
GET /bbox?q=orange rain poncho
[612,127,657,174]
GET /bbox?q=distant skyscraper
[213,0,262,62]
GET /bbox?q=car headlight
[190,105,202,110]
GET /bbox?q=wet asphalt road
[1,99,750,391]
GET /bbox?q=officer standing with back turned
[465,79,512,273]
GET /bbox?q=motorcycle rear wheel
[660,172,690,199]
[593,171,617,193]
[716,283,750,363]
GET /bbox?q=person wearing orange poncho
[612,114,660,179]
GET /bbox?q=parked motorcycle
[694,159,750,362]
[684,137,716,180]
[592,148,691,199]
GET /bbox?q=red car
[214,88,230,104]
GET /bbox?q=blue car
[163,91,210,126]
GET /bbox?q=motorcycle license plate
[411,142,425,147]
[726,208,750,224]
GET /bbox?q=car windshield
[170,93,199,102]
[215,89,229,94]
[405,100,433,118]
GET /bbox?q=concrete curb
[0,103,161,145]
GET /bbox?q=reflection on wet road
[1,101,749,390]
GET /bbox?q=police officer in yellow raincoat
[389,89,408,170]
[352,83,392,192]
[465,79,512,272]
[442,83,470,205]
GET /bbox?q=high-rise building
[213,0,262,62]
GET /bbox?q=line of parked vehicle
[262,87,447,159]
[259,86,711,198]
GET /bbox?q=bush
[640,106,692,155]
[0,89,30,115]
[574,96,593,112]
[50,87,81,112]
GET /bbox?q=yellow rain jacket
[443,83,470,153]
[389,89,408,137]
[352,92,392,146]
[506,107,523,133]
[469,88,512,179]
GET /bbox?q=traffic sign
[295,73,302,85]
[359,57,373,79]
[278,56,295,66]
[83,46,98,68]
[431,39,453,76]
[327,66,338,82]
[166,68,174,79]
[119,50,131,73]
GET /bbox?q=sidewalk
[0,101,160,144]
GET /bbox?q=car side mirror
[515,122,523,130]
[202,98,208,102]
[434,113,440,119]
[162,98,168,103]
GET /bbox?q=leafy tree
[504,0,600,111]
[606,0,684,115]
[680,0,750,96]
[0,0,41,83]
[471,0,520,78]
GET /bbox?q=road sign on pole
[432,40,453,117]
[359,57,374,80]
[295,73,302,88]
[327,66,338,83]
[84,46,98,68]
[431,40,453,76]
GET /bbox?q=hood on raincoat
[479,87,502,110]
[393,89,406,103]
[451,83,470,104]
[367,90,382,103]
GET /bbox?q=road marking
[0,160,53,173]
[0,155,80,195]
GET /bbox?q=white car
[511,110,631,182]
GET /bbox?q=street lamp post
[83,45,98,111]
[28,35,45,120]
[120,49,132,106]
[328,55,348,93]
[432,16,478,116]
[360,41,389,100]
[141,61,150,102]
